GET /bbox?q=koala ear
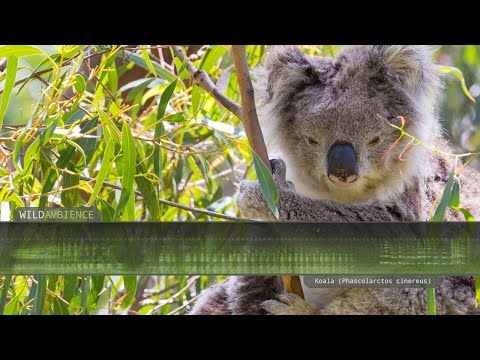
[253,45,318,103]
[374,45,440,95]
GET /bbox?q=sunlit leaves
[0,55,18,131]
[0,45,45,58]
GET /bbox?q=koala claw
[270,159,295,191]
[262,293,319,315]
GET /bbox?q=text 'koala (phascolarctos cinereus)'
[191,45,480,315]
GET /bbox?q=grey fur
[191,45,480,315]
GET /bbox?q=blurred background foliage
[0,45,478,315]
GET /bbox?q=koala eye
[305,137,319,145]
[368,136,381,146]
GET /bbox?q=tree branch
[232,46,302,299]
[231,46,272,172]
[172,46,242,118]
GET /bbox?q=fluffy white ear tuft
[379,45,441,95]
[252,45,315,103]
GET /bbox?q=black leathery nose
[327,143,358,183]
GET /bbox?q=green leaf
[61,173,80,207]
[122,187,135,221]
[426,287,436,315]
[81,276,90,315]
[251,151,279,219]
[0,275,12,315]
[157,79,177,120]
[63,138,87,172]
[163,113,186,123]
[23,118,59,176]
[135,174,161,221]
[153,80,177,181]
[476,276,480,308]
[448,176,475,221]
[98,52,118,87]
[73,74,86,93]
[32,275,47,315]
[125,78,155,102]
[61,45,85,60]
[140,45,157,77]
[432,159,457,221]
[52,297,69,315]
[5,192,24,208]
[191,85,203,116]
[12,132,27,173]
[4,294,20,315]
[121,276,137,309]
[91,276,105,300]
[0,55,18,131]
[0,45,45,58]
[135,148,161,221]
[88,129,115,204]
[441,65,476,103]
[62,276,77,304]
[113,123,136,220]
[98,198,115,221]
[127,52,177,83]
[200,46,228,74]
[451,207,475,222]
[39,118,97,207]
[187,156,202,179]
[107,60,118,95]
[450,176,460,208]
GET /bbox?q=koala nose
[327,143,358,184]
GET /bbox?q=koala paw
[270,158,296,191]
[262,293,319,315]
[235,159,295,220]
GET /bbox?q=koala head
[253,45,442,204]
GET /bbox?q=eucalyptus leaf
[251,151,279,219]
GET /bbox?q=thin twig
[33,73,93,117]
[148,276,200,314]
[144,280,181,297]
[172,46,242,118]
[167,293,201,315]
[77,175,245,221]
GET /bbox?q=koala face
[254,45,441,203]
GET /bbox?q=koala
[191,45,480,315]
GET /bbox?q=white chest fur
[300,276,345,308]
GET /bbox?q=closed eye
[305,137,319,145]
[368,136,381,146]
